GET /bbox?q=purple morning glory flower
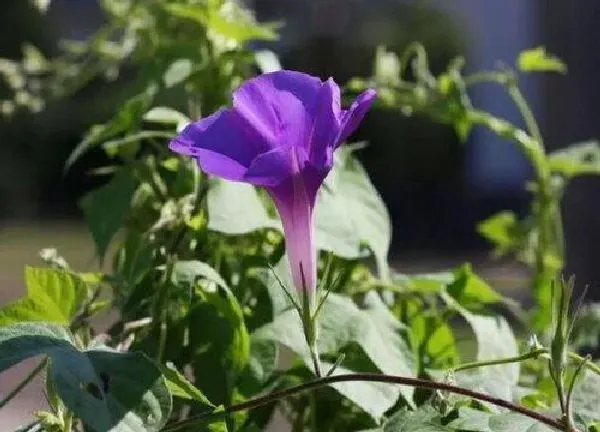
[170,70,376,302]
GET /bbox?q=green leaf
[374,46,401,87]
[570,303,600,349]
[0,323,172,431]
[316,145,392,279]
[102,131,175,158]
[144,107,190,132]
[206,178,279,235]
[66,87,156,169]
[449,407,553,432]
[410,313,459,370]
[238,337,278,399]
[569,368,600,424]
[446,264,503,310]
[245,337,277,386]
[81,168,137,259]
[393,271,455,293]
[0,298,67,327]
[548,140,600,179]
[517,46,566,74]
[32,0,51,12]
[254,50,281,73]
[164,3,277,44]
[171,260,229,291]
[163,59,193,88]
[381,406,452,432]
[26,267,88,319]
[477,211,525,256]
[160,362,213,407]
[255,292,415,421]
[444,293,519,401]
[189,284,250,406]
[0,267,88,326]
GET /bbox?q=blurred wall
[541,0,600,296]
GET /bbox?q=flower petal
[233,70,322,150]
[169,109,258,181]
[337,89,377,144]
[307,77,342,169]
[243,145,309,187]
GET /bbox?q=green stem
[162,373,564,432]
[452,349,600,378]
[506,82,543,146]
[569,352,600,376]
[153,255,175,364]
[0,359,47,410]
[451,349,546,374]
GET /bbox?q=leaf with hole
[0,322,172,432]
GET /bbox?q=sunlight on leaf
[549,140,600,179]
[316,145,392,279]
[0,267,87,326]
[517,46,566,74]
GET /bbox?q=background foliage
[1,1,600,431]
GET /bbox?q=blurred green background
[0,1,599,304]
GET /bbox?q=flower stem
[300,263,322,377]
[162,373,564,432]
[0,359,46,410]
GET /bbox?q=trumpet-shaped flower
[170,70,376,303]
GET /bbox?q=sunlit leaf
[163,59,193,88]
[254,50,281,73]
[316,145,392,279]
[446,264,503,310]
[441,294,519,402]
[0,267,88,326]
[171,260,229,291]
[255,292,415,421]
[477,211,524,256]
[548,140,600,179]
[144,107,191,132]
[161,362,213,407]
[164,3,277,44]
[517,46,566,74]
[206,178,280,235]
